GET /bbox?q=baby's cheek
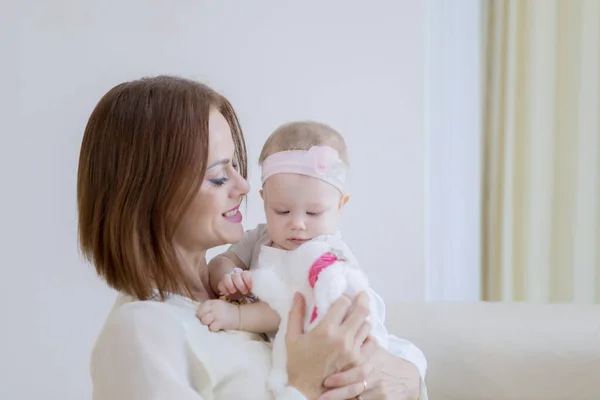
[319,215,339,234]
[270,224,286,243]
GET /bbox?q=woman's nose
[231,171,250,197]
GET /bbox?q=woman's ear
[339,194,351,210]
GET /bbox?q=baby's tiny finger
[232,273,247,295]
[217,281,227,295]
[196,302,210,317]
[199,312,214,326]
[208,321,222,332]
[241,271,253,290]
[242,270,252,281]
[223,276,236,295]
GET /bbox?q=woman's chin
[217,224,244,245]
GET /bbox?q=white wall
[0,1,425,399]
[425,0,483,301]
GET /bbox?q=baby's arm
[208,225,267,296]
[239,301,280,333]
[196,298,280,333]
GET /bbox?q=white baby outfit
[229,224,389,346]
[228,223,428,397]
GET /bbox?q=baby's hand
[196,299,240,332]
[218,268,253,298]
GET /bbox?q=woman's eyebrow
[207,159,230,169]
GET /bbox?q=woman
[77,75,427,400]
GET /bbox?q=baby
[197,121,390,391]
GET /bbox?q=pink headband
[260,146,348,193]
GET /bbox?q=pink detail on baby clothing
[308,252,339,288]
[310,307,319,324]
[307,251,341,323]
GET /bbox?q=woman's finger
[317,379,370,400]
[323,362,374,388]
[358,336,380,364]
[320,295,352,326]
[340,292,370,335]
[355,321,371,346]
[286,292,306,341]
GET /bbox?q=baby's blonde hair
[259,121,349,165]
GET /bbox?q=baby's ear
[259,189,264,199]
[339,194,351,210]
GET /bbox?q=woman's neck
[174,245,217,302]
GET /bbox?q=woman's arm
[367,288,428,379]
[321,339,424,400]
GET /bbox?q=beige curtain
[482,0,600,303]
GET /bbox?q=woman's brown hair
[77,75,247,300]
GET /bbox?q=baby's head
[259,121,350,250]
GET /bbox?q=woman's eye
[209,171,229,187]
[209,177,229,187]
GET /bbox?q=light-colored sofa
[386,302,600,400]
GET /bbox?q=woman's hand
[285,291,372,400]
[319,338,422,400]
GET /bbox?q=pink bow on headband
[312,146,340,174]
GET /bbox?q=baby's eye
[275,210,289,215]
[306,211,323,216]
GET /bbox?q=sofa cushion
[385,301,600,400]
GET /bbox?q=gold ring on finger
[359,379,367,394]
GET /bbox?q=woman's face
[174,109,250,251]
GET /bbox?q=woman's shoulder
[93,295,193,351]
[90,295,221,399]
[110,294,186,322]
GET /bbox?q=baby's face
[262,173,344,250]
